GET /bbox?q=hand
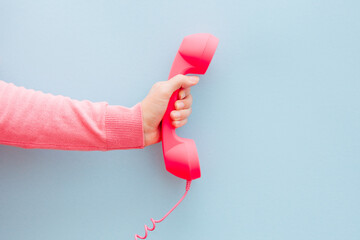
[140,74,199,147]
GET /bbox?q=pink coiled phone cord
[134,180,192,240]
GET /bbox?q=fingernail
[177,102,185,109]
[173,121,179,127]
[190,76,199,83]
[180,91,185,99]
[173,112,180,119]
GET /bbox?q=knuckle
[159,87,169,97]
[175,74,185,78]
[185,94,193,104]
[153,82,169,96]
[173,74,184,82]
[153,81,163,90]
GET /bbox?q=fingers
[151,74,198,100]
[172,119,188,128]
[175,94,192,110]
[178,87,191,100]
[148,74,197,129]
[165,74,199,97]
[171,108,192,121]
[172,93,193,128]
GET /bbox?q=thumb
[165,74,199,96]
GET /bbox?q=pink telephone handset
[134,33,218,240]
[162,33,219,181]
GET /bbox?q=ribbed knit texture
[0,80,144,151]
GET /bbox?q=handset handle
[162,52,194,151]
[161,52,201,180]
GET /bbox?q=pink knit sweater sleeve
[0,80,145,151]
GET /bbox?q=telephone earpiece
[161,33,219,180]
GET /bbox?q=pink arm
[0,80,144,151]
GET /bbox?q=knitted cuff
[105,102,145,150]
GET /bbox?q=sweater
[0,80,144,151]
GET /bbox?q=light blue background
[0,0,359,239]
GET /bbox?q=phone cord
[134,180,192,240]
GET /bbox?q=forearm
[0,80,144,151]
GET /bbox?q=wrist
[140,101,161,147]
